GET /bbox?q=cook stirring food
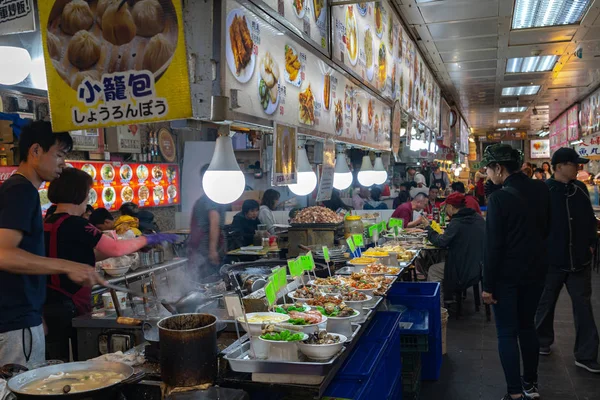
[43,168,178,362]
[0,121,104,368]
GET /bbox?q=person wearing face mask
[42,168,178,361]
[481,144,551,400]
[424,192,485,306]
[535,148,600,374]
[0,122,105,367]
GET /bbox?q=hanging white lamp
[202,134,246,204]
[333,151,352,190]
[0,46,31,85]
[288,144,317,196]
[372,154,388,185]
[357,154,376,187]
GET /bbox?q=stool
[454,282,491,322]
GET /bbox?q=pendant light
[202,133,246,204]
[333,151,352,190]
[288,143,317,196]
[357,154,376,187]
[372,154,388,185]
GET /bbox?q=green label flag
[352,234,364,247]
[379,221,386,233]
[288,259,304,277]
[346,237,356,253]
[389,218,403,229]
[275,267,287,292]
[368,224,378,238]
[264,281,276,306]
[394,226,399,237]
[307,251,315,271]
[322,246,330,263]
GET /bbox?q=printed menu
[224,0,392,150]
[579,88,600,137]
[567,104,580,142]
[37,161,180,213]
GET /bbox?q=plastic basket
[402,363,421,394]
[401,352,422,371]
[323,378,368,400]
[400,334,429,352]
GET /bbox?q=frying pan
[7,361,143,399]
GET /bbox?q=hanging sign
[272,123,298,186]
[530,139,550,159]
[574,133,600,157]
[0,0,35,36]
[38,0,192,132]
[316,139,335,202]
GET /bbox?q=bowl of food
[316,304,360,337]
[237,312,291,359]
[287,286,322,303]
[297,331,347,361]
[346,278,381,297]
[341,289,372,322]
[278,309,328,334]
[102,265,130,277]
[347,257,377,272]
[259,329,308,361]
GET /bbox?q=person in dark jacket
[231,200,261,246]
[425,192,485,306]
[481,144,551,400]
[535,148,600,373]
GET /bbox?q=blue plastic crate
[421,333,443,381]
[398,309,429,335]
[323,378,369,400]
[336,339,387,380]
[363,329,402,399]
[362,311,405,343]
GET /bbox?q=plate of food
[311,277,344,287]
[356,2,368,16]
[284,44,302,87]
[152,165,163,180]
[364,26,374,82]
[367,99,374,129]
[120,165,132,181]
[356,102,363,139]
[138,185,150,203]
[374,2,384,38]
[334,99,343,135]
[39,189,51,211]
[299,83,315,125]
[279,310,328,334]
[136,165,149,181]
[153,186,164,204]
[348,257,376,266]
[80,164,96,180]
[345,6,358,66]
[121,186,134,203]
[102,187,116,206]
[298,331,347,361]
[101,164,115,182]
[323,73,331,112]
[226,9,256,83]
[378,42,387,91]
[167,185,177,200]
[293,0,306,19]
[87,188,97,206]
[374,114,380,139]
[313,0,326,24]
[258,51,280,115]
[166,166,177,182]
[274,303,311,314]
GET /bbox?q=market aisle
[420,272,600,400]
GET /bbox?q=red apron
[45,214,92,316]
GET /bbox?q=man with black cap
[535,148,600,373]
[481,144,551,400]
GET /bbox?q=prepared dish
[313,0,324,21]
[260,329,304,342]
[258,51,280,112]
[291,286,320,299]
[304,330,342,345]
[274,303,310,314]
[152,165,163,180]
[285,45,302,85]
[228,12,253,76]
[306,295,344,307]
[378,43,387,88]
[286,310,323,325]
[341,290,368,301]
[313,277,342,286]
[121,186,134,203]
[364,27,373,73]
[136,165,149,181]
[20,371,126,394]
[299,84,315,125]
[120,165,132,181]
[334,100,343,134]
[290,206,343,224]
[246,314,289,324]
[361,263,400,275]
[348,257,376,265]
[316,304,357,318]
[101,164,115,181]
[367,99,374,128]
[348,279,378,290]
[363,248,389,257]
[345,6,358,65]
[138,185,149,201]
[374,3,383,37]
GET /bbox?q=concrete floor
[421,272,600,400]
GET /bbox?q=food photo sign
[224,0,391,150]
[38,0,192,132]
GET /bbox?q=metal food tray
[346,323,362,343]
[365,296,383,310]
[289,222,344,229]
[223,341,346,376]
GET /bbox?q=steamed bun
[67,30,102,70]
[142,33,174,73]
[132,0,165,37]
[61,0,94,35]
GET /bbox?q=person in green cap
[481,143,551,400]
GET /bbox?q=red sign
[0,167,17,183]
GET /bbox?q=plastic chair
[454,282,491,322]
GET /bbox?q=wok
[7,361,143,400]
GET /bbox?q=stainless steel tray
[223,341,345,375]
[346,323,362,342]
[336,266,404,276]
[365,296,383,310]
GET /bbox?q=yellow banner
[38,0,192,132]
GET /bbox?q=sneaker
[539,346,551,355]
[501,394,525,400]
[522,380,540,399]
[575,360,600,373]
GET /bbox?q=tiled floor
[421,272,600,400]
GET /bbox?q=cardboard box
[231,190,263,212]
[0,120,15,144]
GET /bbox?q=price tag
[368,224,378,238]
[274,267,287,292]
[307,251,315,271]
[389,218,404,229]
[352,234,364,247]
[394,226,400,238]
[288,259,304,277]
[346,237,356,253]
[264,281,276,306]
[322,246,330,263]
[379,221,387,233]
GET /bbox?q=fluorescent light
[538,130,549,137]
[513,0,591,29]
[202,136,245,204]
[570,139,583,145]
[0,46,31,85]
[502,86,541,96]
[497,127,517,131]
[498,119,520,124]
[288,146,317,196]
[499,107,528,113]
[506,56,558,73]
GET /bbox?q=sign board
[316,139,335,202]
[0,0,35,36]
[272,123,297,186]
[567,104,580,142]
[459,118,469,154]
[486,131,527,141]
[105,125,142,154]
[530,139,550,159]
[574,133,600,158]
[71,128,99,151]
[38,0,192,132]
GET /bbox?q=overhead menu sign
[37,0,192,132]
[0,0,35,36]
[224,0,392,150]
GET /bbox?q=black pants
[493,282,544,395]
[535,267,599,362]
[44,300,78,362]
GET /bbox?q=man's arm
[482,195,503,294]
[427,221,457,248]
[208,210,221,264]
[0,229,105,286]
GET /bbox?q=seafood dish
[361,263,401,275]
[291,286,320,299]
[120,165,132,181]
[287,310,323,325]
[334,100,343,135]
[345,6,358,65]
[136,165,149,181]
[121,186,134,203]
[258,51,280,113]
[152,165,163,180]
[304,330,342,345]
[313,0,324,21]
[101,164,115,181]
[306,295,344,307]
[316,304,357,318]
[313,277,342,286]
[342,290,368,302]
[348,278,379,290]
[229,12,253,76]
[323,74,331,111]
[285,45,302,85]
[299,84,315,125]
[81,164,96,179]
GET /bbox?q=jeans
[427,262,445,307]
[535,266,599,361]
[493,282,544,395]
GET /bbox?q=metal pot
[158,313,217,387]
[7,361,144,399]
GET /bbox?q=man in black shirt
[535,148,600,373]
[481,144,551,400]
[0,121,104,366]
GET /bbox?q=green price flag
[288,259,304,277]
[274,267,287,292]
[352,234,364,247]
[346,237,356,253]
[368,224,378,238]
[322,246,330,263]
[379,221,386,233]
[264,281,276,306]
[389,218,404,229]
[307,251,315,271]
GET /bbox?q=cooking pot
[7,361,144,400]
[158,313,217,387]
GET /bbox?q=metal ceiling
[392,0,600,135]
